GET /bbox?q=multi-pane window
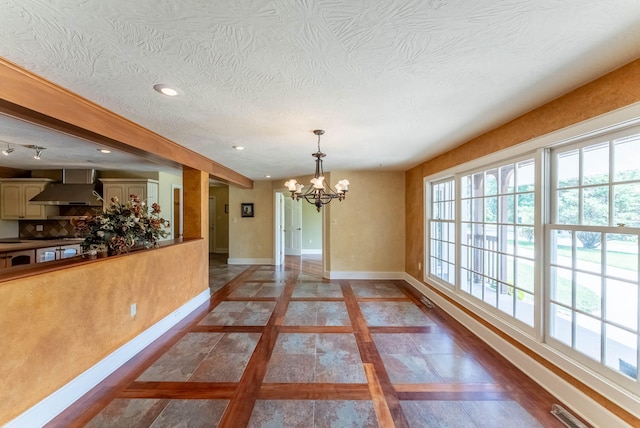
[426,126,640,388]
[429,179,455,286]
[459,159,536,326]
[549,133,640,381]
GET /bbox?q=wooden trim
[0,57,252,189]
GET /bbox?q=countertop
[0,239,84,252]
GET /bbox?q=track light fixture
[33,146,44,160]
[2,143,14,156]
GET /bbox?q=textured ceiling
[1,0,640,181]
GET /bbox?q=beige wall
[229,172,405,272]
[209,185,230,251]
[327,170,405,272]
[0,239,209,423]
[229,180,274,260]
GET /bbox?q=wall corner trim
[6,288,211,428]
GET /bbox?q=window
[549,133,640,380]
[425,124,640,388]
[429,179,455,286]
[459,159,536,326]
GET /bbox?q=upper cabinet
[0,179,55,220]
[99,178,159,211]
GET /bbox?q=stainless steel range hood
[29,169,102,206]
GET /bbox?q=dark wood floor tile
[121,382,237,399]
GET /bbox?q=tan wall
[328,170,405,272]
[0,239,209,423]
[405,58,640,279]
[229,172,405,272]
[209,185,230,250]
[229,181,274,259]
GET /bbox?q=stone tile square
[401,400,474,428]
[189,352,252,382]
[316,301,350,326]
[292,282,343,298]
[380,354,442,384]
[248,400,314,428]
[460,400,544,428]
[424,354,493,383]
[233,309,273,326]
[351,281,406,298]
[314,400,379,427]
[316,333,359,354]
[150,399,228,427]
[137,333,222,382]
[372,333,422,355]
[283,301,317,325]
[359,302,436,326]
[272,333,317,354]
[214,332,261,354]
[227,284,262,298]
[315,353,366,383]
[409,333,465,355]
[85,398,167,428]
[253,284,285,297]
[263,354,316,383]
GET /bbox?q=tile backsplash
[19,206,101,239]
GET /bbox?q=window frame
[422,118,640,397]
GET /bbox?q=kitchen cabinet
[0,249,35,268]
[0,179,55,220]
[99,178,159,210]
[35,243,81,262]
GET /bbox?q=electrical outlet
[36,224,44,231]
[130,303,137,317]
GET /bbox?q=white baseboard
[327,271,405,280]
[7,288,211,428]
[227,258,273,265]
[301,249,322,255]
[402,273,633,428]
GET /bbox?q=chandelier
[284,130,350,212]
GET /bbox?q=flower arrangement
[72,194,170,255]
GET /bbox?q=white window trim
[421,102,640,418]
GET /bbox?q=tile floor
[52,255,566,427]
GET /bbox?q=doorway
[274,190,324,272]
[171,184,183,240]
[208,196,216,253]
[284,196,302,256]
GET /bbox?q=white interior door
[274,192,285,266]
[284,197,302,256]
[208,196,216,253]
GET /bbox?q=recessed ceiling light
[233,145,245,151]
[265,175,271,178]
[98,148,111,154]
[153,84,182,97]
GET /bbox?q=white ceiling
[1,0,640,181]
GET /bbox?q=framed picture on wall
[241,203,254,218]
